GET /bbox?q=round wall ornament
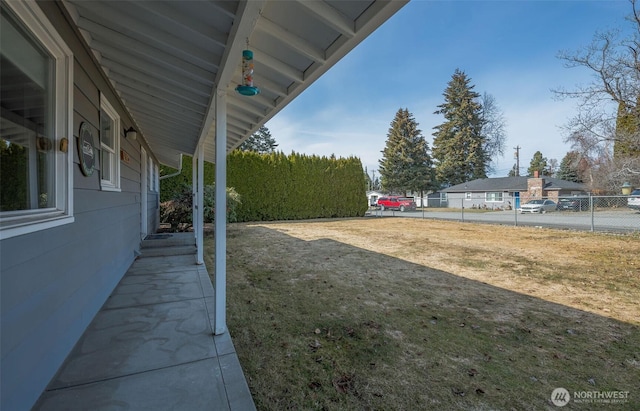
[78,122,96,176]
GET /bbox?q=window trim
[465,192,472,200]
[99,93,121,192]
[154,163,159,192]
[0,0,74,240]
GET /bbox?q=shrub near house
[160,184,241,231]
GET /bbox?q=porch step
[141,233,195,248]
[139,233,197,258]
[140,244,197,257]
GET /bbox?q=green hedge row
[160,152,368,222]
[228,151,368,221]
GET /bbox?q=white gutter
[159,153,183,180]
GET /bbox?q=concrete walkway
[33,233,255,411]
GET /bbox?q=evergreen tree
[527,151,548,176]
[557,151,584,182]
[432,69,488,186]
[238,125,278,154]
[507,164,518,177]
[379,108,434,194]
[614,99,640,158]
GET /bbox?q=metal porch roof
[60,0,408,169]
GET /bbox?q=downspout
[158,153,183,180]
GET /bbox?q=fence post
[461,198,465,222]
[590,194,595,232]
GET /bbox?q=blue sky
[265,0,633,177]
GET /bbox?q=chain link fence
[368,194,640,233]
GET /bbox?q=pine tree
[379,108,434,195]
[432,69,487,187]
[508,164,518,177]
[527,151,548,176]
[238,125,278,154]
[557,151,584,182]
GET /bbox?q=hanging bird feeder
[235,49,260,96]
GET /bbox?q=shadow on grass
[209,225,639,411]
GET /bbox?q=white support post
[214,90,227,335]
[196,143,205,265]
[192,154,198,245]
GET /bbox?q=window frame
[485,192,504,202]
[0,0,74,240]
[99,94,121,191]
[465,192,472,200]
[148,155,159,193]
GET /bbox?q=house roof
[441,176,588,193]
[59,0,408,168]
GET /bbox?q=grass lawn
[205,218,639,410]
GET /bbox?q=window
[0,1,73,239]
[440,193,447,201]
[465,192,472,200]
[148,155,158,193]
[485,192,503,202]
[100,94,120,191]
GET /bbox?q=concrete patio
[33,233,255,411]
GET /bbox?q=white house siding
[447,192,514,210]
[0,3,157,409]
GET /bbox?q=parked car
[519,199,556,214]
[556,197,589,211]
[628,189,640,210]
[376,196,416,212]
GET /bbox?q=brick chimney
[527,173,545,199]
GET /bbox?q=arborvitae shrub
[161,152,368,223]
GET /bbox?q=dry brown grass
[207,218,640,410]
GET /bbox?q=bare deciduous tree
[554,0,640,191]
[481,92,507,174]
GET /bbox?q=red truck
[376,196,416,212]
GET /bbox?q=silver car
[519,199,556,214]
[629,189,640,210]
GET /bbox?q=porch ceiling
[61,0,407,169]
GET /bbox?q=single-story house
[0,1,407,409]
[441,174,588,209]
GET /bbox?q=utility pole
[513,145,521,176]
